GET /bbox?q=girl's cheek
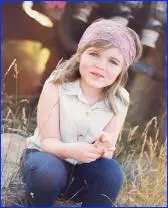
[106,68,121,77]
[79,63,86,72]
[82,64,91,73]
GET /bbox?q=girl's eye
[89,52,98,57]
[109,60,118,65]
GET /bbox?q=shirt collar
[63,79,110,110]
[63,79,81,96]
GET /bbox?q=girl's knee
[106,159,123,180]
[95,158,124,186]
[22,151,68,189]
[34,165,67,189]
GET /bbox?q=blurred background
[2,1,166,141]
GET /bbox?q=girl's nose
[95,59,106,71]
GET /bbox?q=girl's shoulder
[47,69,58,82]
[47,70,80,95]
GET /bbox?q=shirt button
[78,135,83,141]
[86,110,91,116]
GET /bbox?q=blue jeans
[19,149,124,206]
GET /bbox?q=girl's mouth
[90,72,104,78]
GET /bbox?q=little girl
[20,19,142,206]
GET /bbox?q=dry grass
[1,60,166,207]
[114,118,166,206]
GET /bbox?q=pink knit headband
[78,19,137,69]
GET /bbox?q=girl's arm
[37,78,70,159]
[94,101,129,159]
[102,104,129,158]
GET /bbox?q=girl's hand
[93,131,115,158]
[70,142,104,163]
[94,131,112,148]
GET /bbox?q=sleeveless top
[27,76,129,165]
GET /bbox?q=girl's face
[79,46,125,89]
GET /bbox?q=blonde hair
[51,30,142,115]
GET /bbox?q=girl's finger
[95,131,110,141]
[86,158,96,163]
[101,136,110,143]
[87,152,102,160]
[94,131,106,140]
